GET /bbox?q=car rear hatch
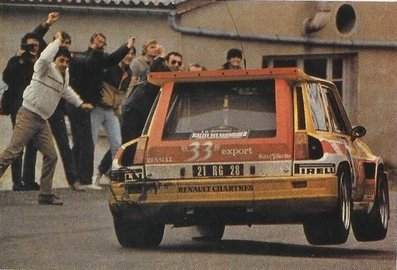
[138,70,294,202]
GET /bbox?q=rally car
[108,68,389,248]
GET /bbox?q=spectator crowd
[0,12,243,205]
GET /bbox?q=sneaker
[84,184,103,190]
[0,164,7,178]
[71,181,85,192]
[101,173,111,185]
[38,194,63,205]
[92,172,103,185]
[25,182,40,191]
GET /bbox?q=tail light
[294,132,309,160]
[133,136,149,165]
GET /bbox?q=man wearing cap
[222,48,243,70]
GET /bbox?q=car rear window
[163,79,276,140]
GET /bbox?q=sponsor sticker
[221,147,253,157]
[294,163,335,174]
[146,156,173,163]
[178,184,254,193]
[125,166,144,181]
[258,153,292,160]
[191,130,249,140]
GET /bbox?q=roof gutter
[3,4,396,49]
[168,11,397,49]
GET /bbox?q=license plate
[192,164,244,177]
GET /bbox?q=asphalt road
[0,188,396,270]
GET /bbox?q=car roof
[147,67,335,89]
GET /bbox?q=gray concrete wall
[0,10,181,68]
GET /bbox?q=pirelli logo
[294,163,335,175]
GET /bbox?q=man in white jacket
[0,32,93,205]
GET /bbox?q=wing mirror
[350,125,366,140]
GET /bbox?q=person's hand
[157,44,166,58]
[46,12,60,26]
[127,36,136,49]
[17,49,25,57]
[54,31,63,43]
[80,103,94,111]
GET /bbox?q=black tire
[113,215,164,248]
[191,224,225,242]
[352,171,389,241]
[303,167,352,245]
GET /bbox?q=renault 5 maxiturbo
[108,68,389,248]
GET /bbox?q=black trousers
[48,103,79,186]
[66,103,94,184]
[98,106,146,174]
[9,110,37,185]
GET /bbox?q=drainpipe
[303,2,331,34]
[168,11,397,49]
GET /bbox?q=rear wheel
[352,170,389,241]
[303,167,352,245]
[113,215,164,248]
[191,224,225,242]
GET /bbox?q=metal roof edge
[1,0,183,6]
[0,2,172,15]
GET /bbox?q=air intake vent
[308,135,324,160]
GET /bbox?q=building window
[263,54,357,105]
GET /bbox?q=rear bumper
[109,175,338,225]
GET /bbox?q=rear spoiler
[147,67,326,86]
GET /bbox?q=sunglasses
[170,60,182,66]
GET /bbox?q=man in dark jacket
[221,48,243,70]
[67,33,135,186]
[93,47,135,185]
[2,12,60,191]
[121,50,183,147]
[99,50,183,167]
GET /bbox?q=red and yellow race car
[108,68,389,248]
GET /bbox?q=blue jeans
[90,106,121,160]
